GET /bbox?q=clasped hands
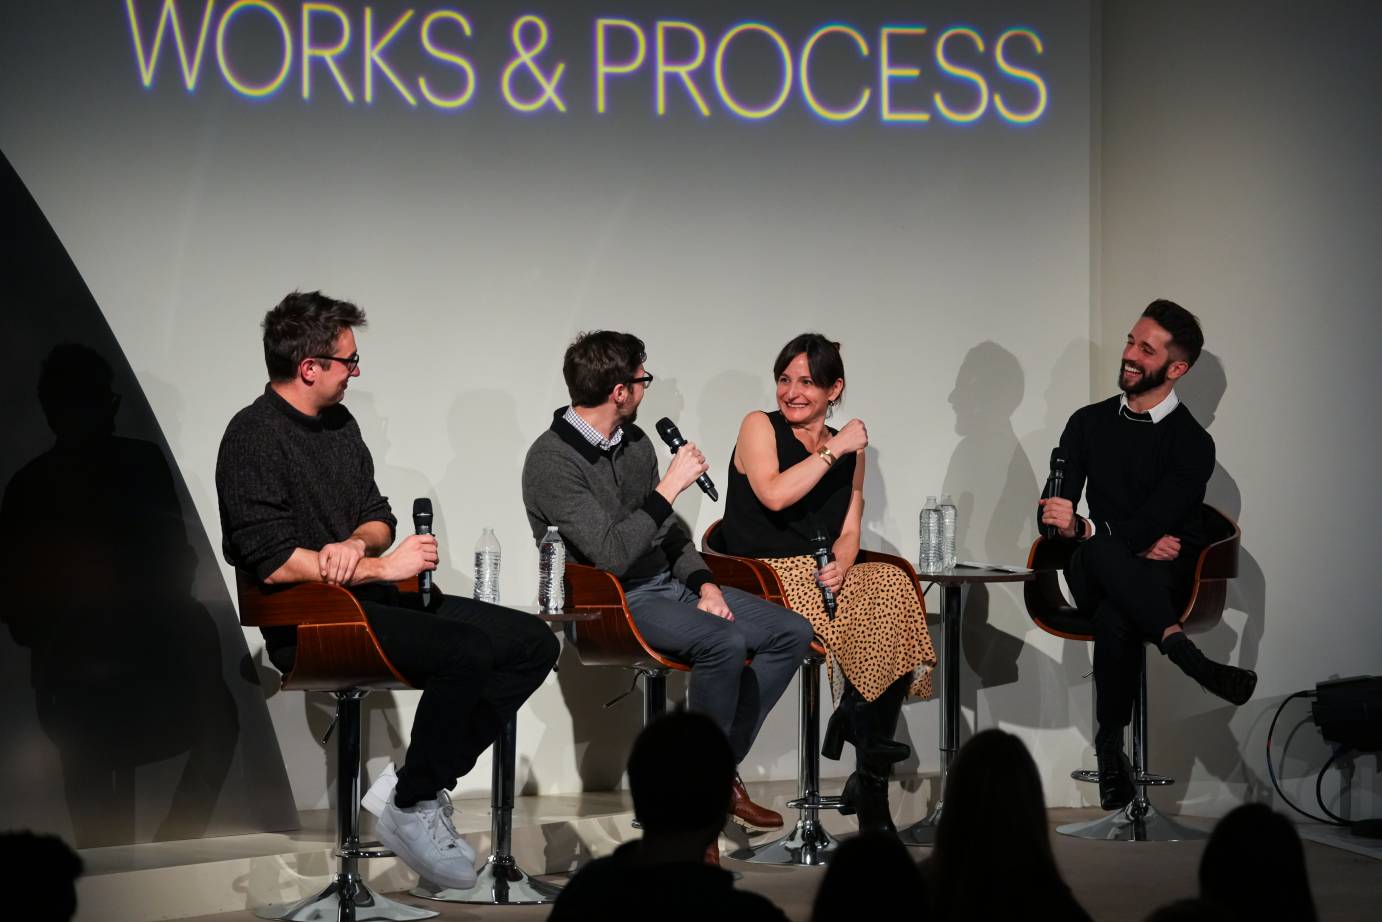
[318,533,439,585]
[1038,497,1179,560]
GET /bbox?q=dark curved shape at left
[0,148,298,846]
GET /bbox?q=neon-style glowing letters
[125,2,1050,124]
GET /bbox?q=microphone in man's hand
[654,417,718,501]
[1040,448,1066,540]
[812,529,837,620]
[412,497,433,605]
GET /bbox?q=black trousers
[1065,536,1195,736]
[355,585,560,807]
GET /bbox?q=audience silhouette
[925,728,1092,922]
[0,831,82,921]
[1198,803,1317,922]
[548,711,787,921]
[811,831,928,921]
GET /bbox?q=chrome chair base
[411,857,562,905]
[732,814,839,866]
[1057,798,1208,842]
[255,874,438,920]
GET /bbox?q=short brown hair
[562,331,645,407]
[261,291,366,381]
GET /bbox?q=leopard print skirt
[761,555,936,703]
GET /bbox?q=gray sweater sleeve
[662,515,716,593]
[522,444,673,578]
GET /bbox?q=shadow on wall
[1019,337,1102,748]
[0,150,296,846]
[939,342,1049,746]
[1153,351,1272,808]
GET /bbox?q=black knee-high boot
[836,675,910,835]
[822,676,911,764]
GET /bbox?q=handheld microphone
[1040,449,1066,540]
[654,417,718,501]
[412,498,433,605]
[812,529,837,620]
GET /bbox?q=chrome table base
[411,857,563,905]
[411,716,561,905]
[256,876,437,921]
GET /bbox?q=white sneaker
[376,792,477,890]
[362,762,398,818]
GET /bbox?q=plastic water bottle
[920,496,942,574]
[538,526,566,613]
[473,527,501,604]
[938,494,958,570]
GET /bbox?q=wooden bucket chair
[238,573,436,921]
[1024,505,1241,841]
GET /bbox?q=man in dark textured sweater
[522,332,814,842]
[216,291,558,890]
[1039,300,1256,810]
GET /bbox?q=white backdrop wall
[1,0,1110,822]
[1098,0,1382,819]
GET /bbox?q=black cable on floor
[1266,689,1345,826]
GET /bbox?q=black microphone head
[412,497,433,523]
[813,528,831,549]
[654,417,682,446]
[1050,448,1067,470]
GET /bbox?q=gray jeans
[623,571,814,762]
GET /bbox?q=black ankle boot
[839,767,896,836]
[822,681,911,764]
[1094,728,1135,811]
[1162,633,1257,705]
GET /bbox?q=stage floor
[75,778,1382,922]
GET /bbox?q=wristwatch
[1072,513,1089,541]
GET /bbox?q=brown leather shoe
[730,775,783,830]
[704,839,720,866]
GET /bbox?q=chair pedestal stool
[733,649,844,866]
[1056,646,1205,842]
[237,573,437,922]
[1024,504,1242,843]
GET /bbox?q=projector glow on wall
[125,0,1049,124]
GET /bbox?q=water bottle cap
[546,525,559,534]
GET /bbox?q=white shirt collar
[1119,389,1180,424]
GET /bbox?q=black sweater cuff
[641,491,673,526]
[684,569,717,594]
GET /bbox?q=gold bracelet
[817,444,836,467]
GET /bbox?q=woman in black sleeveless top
[720,334,935,834]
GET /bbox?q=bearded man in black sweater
[216,291,558,890]
[1038,300,1256,810]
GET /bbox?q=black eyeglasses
[627,373,654,388]
[311,352,360,372]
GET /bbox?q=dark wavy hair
[931,729,1083,921]
[261,291,366,382]
[773,333,844,402]
[1142,299,1204,367]
[1200,803,1317,922]
[562,330,646,408]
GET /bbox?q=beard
[1118,357,1169,395]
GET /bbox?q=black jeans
[354,585,559,807]
[1065,536,1195,736]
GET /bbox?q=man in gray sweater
[522,331,813,838]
